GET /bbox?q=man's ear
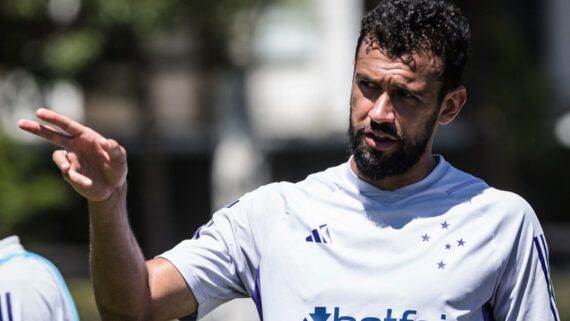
[438,86,467,125]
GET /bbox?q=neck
[350,153,438,191]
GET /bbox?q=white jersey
[160,156,560,321]
[0,236,79,321]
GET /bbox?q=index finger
[35,108,85,136]
[17,119,72,148]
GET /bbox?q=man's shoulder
[467,186,545,240]
[233,162,347,213]
[476,187,534,213]
[442,160,536,217]
[255,162,347,194]
[431,157,489,198]
[299,162,348,188]
[444,162,532,212]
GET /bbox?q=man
[0,235,79,320]
[18,0,560,320]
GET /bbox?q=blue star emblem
[421,233,430,242]
[437,261,446,269]
[457,238,466,247]
[441,221,449,229]
[445,243,452,250]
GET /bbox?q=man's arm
[18,109,197,320]
[485,193,561,321]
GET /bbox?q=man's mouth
[364,132,398,151]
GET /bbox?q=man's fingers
[53,150,91,187]
[67,168,93,188]
[52,150,71,172]
[18,120,71,147]
[35,108,84,136]
[53,150,93,193]
[100,138,127,163]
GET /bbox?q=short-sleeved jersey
[160,156,560,321]
[0,236,79,321]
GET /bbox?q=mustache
[370,121,399,137]
[354,120,402,140]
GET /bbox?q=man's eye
[360,81,376,89]
[396,89,414,99]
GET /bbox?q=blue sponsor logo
[306,224,332,244]
[303,307,446,321]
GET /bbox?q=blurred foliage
[0,134,67,237]
[0,0,290,80]
[42,28,104,76]
[0,0,291,239]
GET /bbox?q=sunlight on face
[349,44,444,182]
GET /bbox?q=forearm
[18,110,162,319]
[88,184,150,320]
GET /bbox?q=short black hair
[356,0,471,100]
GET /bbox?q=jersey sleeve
[488,192,560,321]
[158,183,287,318]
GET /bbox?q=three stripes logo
[306,224,332,244]
[534,234,560,321]
[0,292,13,321]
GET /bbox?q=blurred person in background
[17,0,560,320]
[0,235,79,320]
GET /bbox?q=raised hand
[18,108,127,202]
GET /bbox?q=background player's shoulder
[0,253,60,294]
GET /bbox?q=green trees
[0,136,67,236]
[0,0,286,242]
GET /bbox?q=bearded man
[18,0,560,320]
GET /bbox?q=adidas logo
[306,224,332,244]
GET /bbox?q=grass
[553,268,570,320]
[67,278,99,321]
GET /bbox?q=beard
[348,109,438,181]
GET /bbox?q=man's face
[349,44,445,183]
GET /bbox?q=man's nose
[368,92,395,123]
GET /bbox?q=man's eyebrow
[392,82,425,96]
[355,73,376,83]
[355,73,427,96]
